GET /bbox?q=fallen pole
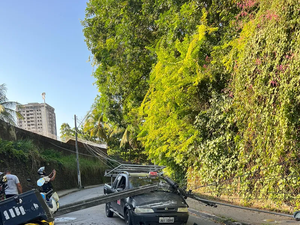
[56,185,158,216]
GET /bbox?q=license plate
[159,217,174,223]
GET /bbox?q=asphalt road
[54,186,221,225]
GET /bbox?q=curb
[188,208,250,225]
[57,189,79,198]
[57,185,99,198]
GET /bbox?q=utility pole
[74,115,82,189]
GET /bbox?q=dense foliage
[0,84,21,125]
[82,0,300,210]
[0,138,106,190]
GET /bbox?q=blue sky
[0,1,98,137]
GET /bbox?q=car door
[115,175,126,214]
[110,175,121,211]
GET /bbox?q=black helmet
[38,166,45,175]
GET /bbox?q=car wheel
[105,203,113,217]
[124,208,133,225]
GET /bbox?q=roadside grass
[40,148,107,174]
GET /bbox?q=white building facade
[17,103,57,139]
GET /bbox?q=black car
[104,171,189,225]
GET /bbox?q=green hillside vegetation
[0,138,106,191]
[82,0,300,212]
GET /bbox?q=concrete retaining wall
[0,119,108,192]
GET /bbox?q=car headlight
[134,207,154,213]
[177,207,188,212]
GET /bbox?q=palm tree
[83,106,148,163]
[0,83,21,125]
[60,123,75,141]
[84,108,109,142]
[84,108,123,143]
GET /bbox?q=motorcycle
[37,177,60,214]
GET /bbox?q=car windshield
[129,176,172,192]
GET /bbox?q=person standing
[4,169,22,199]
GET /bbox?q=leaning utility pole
[74,115,82,189]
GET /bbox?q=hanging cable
[82,143,111,167]
[83,143,120,168]
[49,142,95,157]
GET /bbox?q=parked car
[104,171,189,225]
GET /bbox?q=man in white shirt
[4,169,22,199]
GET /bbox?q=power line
[49,140,121,170]
[83,143,111,168]
[49,142,96,158]
[75,111,92,129]
[83,143,121,168]
[189,195,294,218]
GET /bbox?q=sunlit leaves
[83,0,300,209]
[139,10,219,172]
[212,0,300,207]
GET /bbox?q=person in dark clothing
[37,167,56,192]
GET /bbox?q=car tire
[105,203,114,217]
[124,208,133,225]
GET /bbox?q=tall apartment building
[17,103,57,139]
